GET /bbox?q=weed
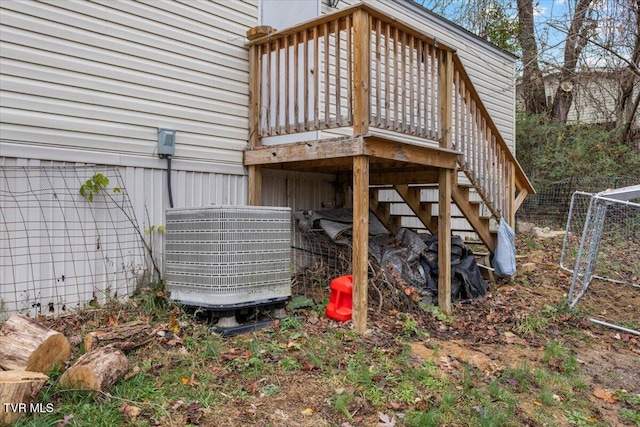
[525,237,541,250]
[620,408,640,425]
[502,363,533,391]
[184,328,220,361]
[135,281,171,317]
[542,341,580,375]
[260,384,281,396]
[399,313,422,338]
[333,393,354,421]
[614,390,640,406]
[279,356,301,371]
[345,352,373,386]
[488,380,515,404]
[539,386,559,406]
[392,381,419,404]
[473,403,512,427]
[79,173,162,279]
[279,316,302,330]
[566,409,596,426]
[287,295,315,310]
[517,313,549,335]
[420,303,455,322]
[406,409,442,427]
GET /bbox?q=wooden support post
[352,9,370,135]
[351,9,371,333]
[247,42,262,207]
[438,170,452,313]
[248,165,262,206]
[438,50,454,314]
[352,155,369,333]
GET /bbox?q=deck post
[352,8,371,333]
[248,166,262,206]
[438,50,453,314]
[248,42,262,206]
[352,155,369,333]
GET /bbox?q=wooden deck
[244,3,535,333]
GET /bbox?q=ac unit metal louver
[164,206,292,310]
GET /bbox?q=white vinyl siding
[0,0,256,162]
[0,156,248,317]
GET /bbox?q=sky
[415,0,576,69]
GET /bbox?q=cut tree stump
[59,345,129,392]
[0,314,71,374]
[83,321,155,352]
[0,370,49,426]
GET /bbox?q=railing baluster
[375,18,381,127]
[335,18,341,127]
[324,22,330,129]
[393,27,399,130]
[430,46,437,139]
[466,87,471,169]
[346,15,352,126]
[416,39,423,136]
[409,35,415,135]
[313,26,319,131]
[489,135,500,213]
[401,31,407,132]
[482,120,488,207]
[266,42,272,136]
[384,23,391,129]
[293,33,298,133]
[423,44,429,138]
[275,39,281,134]
[471,100,477,176]
[303,30,309,131]
[284,36,290,134]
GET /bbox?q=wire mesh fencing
[291,230,353,301]
[560,189,639,332]
[0,166,146,320]
[517,175,640,229]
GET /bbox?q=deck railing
[247,5,534,222]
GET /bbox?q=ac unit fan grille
[165,206,292,308]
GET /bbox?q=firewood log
[59,345,129,392]
[83,321,154,352]
[0,370,49,426]
[0,314,71,374]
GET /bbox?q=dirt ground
[39,233,639,426]
[199,234,639,426]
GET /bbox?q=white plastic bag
[492,218,516,277]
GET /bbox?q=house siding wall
[0,0,337,315]
[1,0,513,313]
[0,0,254,162]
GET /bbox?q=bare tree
[550,0,596,123]
[517,0,548,114]
[611,0,640,142]
[421,0,640,141]
[421,0,519,52]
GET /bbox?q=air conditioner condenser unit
[164,206,292,321]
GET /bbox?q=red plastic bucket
[326,275,353,322]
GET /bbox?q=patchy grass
[11,234,640,426]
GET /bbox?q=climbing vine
[79,173,163,281]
